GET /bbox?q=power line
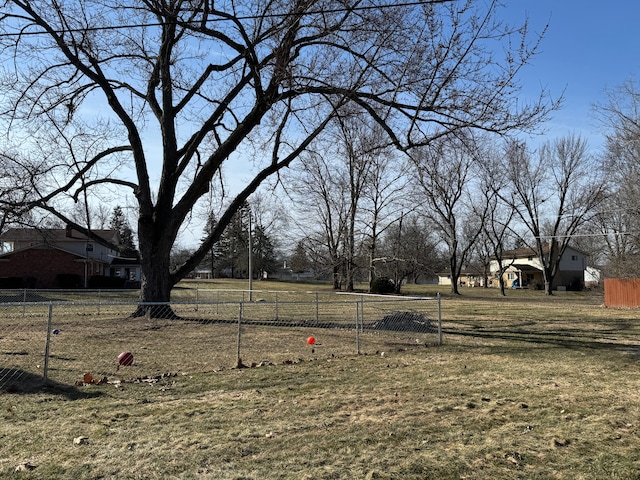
[535,231,640,239]
[0,0,453,38]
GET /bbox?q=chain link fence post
[355,300,361,354]
[437,292,443,345]
[236,302,243,367]
[43,302,53,385]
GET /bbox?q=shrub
[0,277,24,288]
[55,273,82,289]
[370,276,396,295]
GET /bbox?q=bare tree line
[280,123,616,296]
[281,77,640,295]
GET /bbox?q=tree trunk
[495,259,507,296]
[345,235,355,291]
[140,257,172,301]
[332,263,341,290]
[450,276,460,295]
[133,232,177,318]
[368,248,375,292]
[449,249,460,295]
[542,253,555,296]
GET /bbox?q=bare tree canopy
[0,0,553,302]
[500,135,607,295]
[593,79,640,276]
[411,133,489,294]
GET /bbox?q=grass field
[2,280,640,479]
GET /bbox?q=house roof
[0,243,111,264]
[0,227,119,244]
[110,255,140,266]
[501,244,586,259]
[436,271,484,277]
[510,262,543,273]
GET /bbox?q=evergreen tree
[214,203,250,278]
[290,241,311,274]
[200,212,227,277]
[109,206,137,258]
[252,224,277,279]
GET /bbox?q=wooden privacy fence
[604,278,640,308]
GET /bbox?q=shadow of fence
[442,321,640,356]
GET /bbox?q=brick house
[0,226,139,288]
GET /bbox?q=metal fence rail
[0,292,441,392]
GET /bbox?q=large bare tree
[288,114,410,292]
[287,149,347,289]
[411,133,490,295]
[500,135,607,295]
[594,80,640,276]
[332,112,376,291]
[477,145,518,295]
[0,0,552,304]
[361,149,410,291]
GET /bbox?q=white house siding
[489,246,588,290]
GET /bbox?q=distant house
[584,266,601,288]
[489,246,587,291]
[191,269,213,280]
[109,255,142,285]
[0,226,140,288]
[437,271,486,288]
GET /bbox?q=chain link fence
[0,289,441,392]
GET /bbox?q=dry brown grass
[2,282,640,479]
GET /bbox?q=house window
[507,273,515,280]
[571,255,578,261]
[86,243,94,252]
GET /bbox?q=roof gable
[0,227,119,245]
[501,245,586,259]
[0,243,110,263]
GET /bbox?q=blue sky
[502,1,640,150]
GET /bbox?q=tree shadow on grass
[0,368,104,400]
[442,321,640,356]
[0,292,64,303]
